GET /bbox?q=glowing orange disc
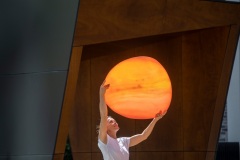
[105,56,172,119]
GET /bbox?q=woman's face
[107,117,119,132]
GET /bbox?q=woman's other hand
[100,80,110,96]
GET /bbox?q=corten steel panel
[184,152,211,160]
[161,152,184,160]
[69,52,92,153]
[53,154,64,160]
[182,27,230,153]
[92,152,104,160]
[205,152,215,160]
[94,152,132,160]
[0,155,52,160]
[135,35,183,152]
[71,153,91,160]
[74,0,240,45]
[0,0,79,75]
[0,72,67,155]
[136,152,183,160]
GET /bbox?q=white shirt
[98,134,130,160]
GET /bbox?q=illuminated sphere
[105,56,172,119]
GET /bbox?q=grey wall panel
[0,155,52,160]
[0,72,67,155]
[0,0,79,74]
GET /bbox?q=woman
[98,81,167,160]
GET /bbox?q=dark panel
[206,152,215,160]
[136,152,183,160]
[0,0,79,74]
[129,152,136,160]
[74,0,240,45]
[0,72,67,155]
[162,152,183,160]
[184,152,207,160]
[72,153,91,160]
[136,152,161,160]
[216,142,239,160]
[0,155,52,160]
[69,52,92,153]
[92,152,104,160]
[182,27,229,151]
[135,35,183,151]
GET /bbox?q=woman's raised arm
[98,80,110,144]
[129,111,167,147]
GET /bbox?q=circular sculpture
[105,56,172,119]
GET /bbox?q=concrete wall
[0,0,79,159]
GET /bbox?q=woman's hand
[100,80,110,96]
[154,110,167,121]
